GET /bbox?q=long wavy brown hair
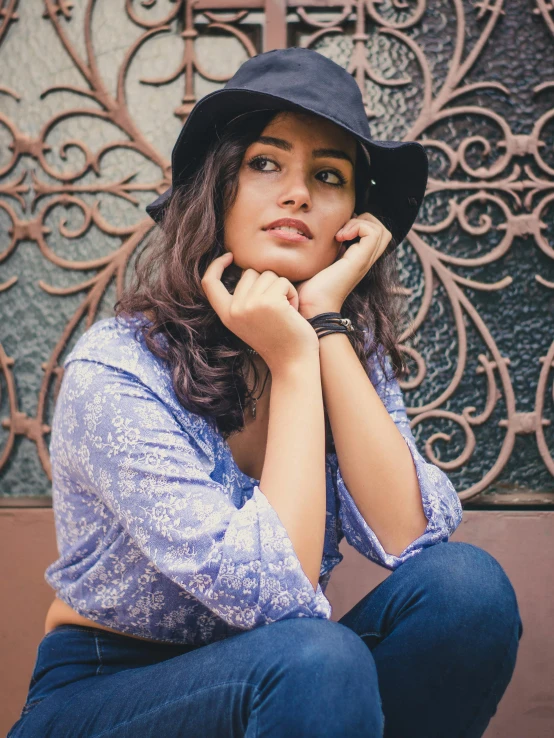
[114,109,411,452]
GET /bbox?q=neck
[244,355,272,421]
[248,355,271,391]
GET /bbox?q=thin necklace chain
[248,364,271,419]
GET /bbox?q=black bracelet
[245,311,355,355]
[307,312,355,340]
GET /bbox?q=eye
[247,155,279,172]
[317,169,347,187]
[246,155,347,187]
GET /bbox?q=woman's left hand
[295,212,393,319]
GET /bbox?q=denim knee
[261,619,384,736]
[266,618,379,684]
[413,541,523,638]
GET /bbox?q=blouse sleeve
[327,349,463,571]
[57,358,332,630]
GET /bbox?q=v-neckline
[221,433,261,488]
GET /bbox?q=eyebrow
[254,135,355,167]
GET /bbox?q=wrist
[300,305,343,320]
[269,351,321,381]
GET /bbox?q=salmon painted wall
[1,509,552,738]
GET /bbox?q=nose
[278,169,312,210]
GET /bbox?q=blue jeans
[8,542,523,738]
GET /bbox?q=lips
[263,218,313,239]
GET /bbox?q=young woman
[9,48,522,738]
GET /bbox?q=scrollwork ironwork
[0,0,553,504]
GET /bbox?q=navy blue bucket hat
[145,46,428,248]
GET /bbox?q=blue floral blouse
[44,312,463,645]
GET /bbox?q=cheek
[230,181,263,224]
[318,190,354,225]
[226,176,279,253]
[224,190,257,247]
[319,207,352,247]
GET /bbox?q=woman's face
[223,111,357,284]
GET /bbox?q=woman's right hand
[201,251,320,373]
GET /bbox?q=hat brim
[146,89,427,247]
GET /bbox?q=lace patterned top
[44,312,463,646]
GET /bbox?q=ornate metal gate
[1,0,553,506]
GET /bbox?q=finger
[266,273,299,312]
[337,219,381,242]
[357,212,393,245]
[354,219,392,256]
[200,251,234,316]
[363,214,393,249]
[232,267,261,301]
[339,212,380,232]
[335,218,358,240]
[335,213,383,240]
[247,270,282,299]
